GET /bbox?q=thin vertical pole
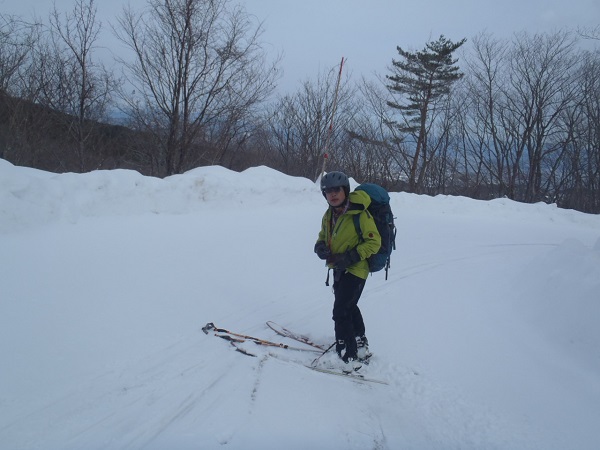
[315,56,345,183]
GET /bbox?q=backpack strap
[353,209,372,243]
[353,211,374,276]
[353,214,363,243]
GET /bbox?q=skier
[314,171,381,369]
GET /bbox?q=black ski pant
[332,270,366,359]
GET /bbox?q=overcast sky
[4,0,599,94]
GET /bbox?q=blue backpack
[353,183,397,279]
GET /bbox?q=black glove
[327,248,361,270]
[314,241,331,260]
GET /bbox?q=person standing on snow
[314,171,381,369]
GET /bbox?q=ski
[264,350,388,385]
[266,321,373,366]
[307,365,388,385]
[266,321,337,366]
[266,321,328,351]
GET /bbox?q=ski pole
[310,341,336,367]
[203,322,287,347]
[203,323,320,352]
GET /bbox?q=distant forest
[1,0,599,213]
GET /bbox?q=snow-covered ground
[1,158,599,449]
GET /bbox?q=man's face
[324,186,346,207]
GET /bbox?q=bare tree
[0,14,41,94]
[578,25,600,41]
[115,0,279,177]
[461,33,511,197]
[28,0,115,171]
[570,50,600,212]
[346,77,405,187]
[0,13,41,164]
[264,65,356,179]
[503,31,580,202]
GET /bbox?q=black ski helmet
[321,171,350,197]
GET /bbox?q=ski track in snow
[1,160,600,449]
[218,328,534,450]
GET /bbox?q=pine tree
[387,35,466,192]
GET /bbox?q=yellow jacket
[317,190,382,279]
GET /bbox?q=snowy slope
[1,159,599,449]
